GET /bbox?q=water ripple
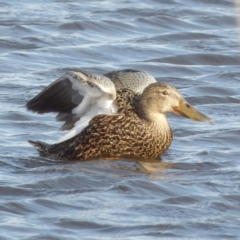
[0,0,240,239]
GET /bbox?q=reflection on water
[1,0,240,239]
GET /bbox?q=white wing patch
[57,71,117,143]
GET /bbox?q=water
[1,0,240,239]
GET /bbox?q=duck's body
[27,69,212,161]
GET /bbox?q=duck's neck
[134,95,169,128]
[134,95,173,155]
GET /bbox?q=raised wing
[26,69,156,140]
[105,69,156,93]
[27,70,116,142]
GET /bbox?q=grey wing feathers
[26,76,83,130]
[26,76,81,114]
[104,69,156,93]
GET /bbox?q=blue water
[1,0,240,239]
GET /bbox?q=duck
[27,69,213,161]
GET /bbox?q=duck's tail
[28,140,51,157]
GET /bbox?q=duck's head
[140,82,213,123]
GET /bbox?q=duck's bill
[172,100,213,123]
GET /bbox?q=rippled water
[1,0,240,239]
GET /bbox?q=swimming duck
[27,69,213,161]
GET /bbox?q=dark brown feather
[26,77,79,114]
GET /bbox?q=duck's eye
[162,91,169,95]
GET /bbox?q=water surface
[1,0,240,239]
